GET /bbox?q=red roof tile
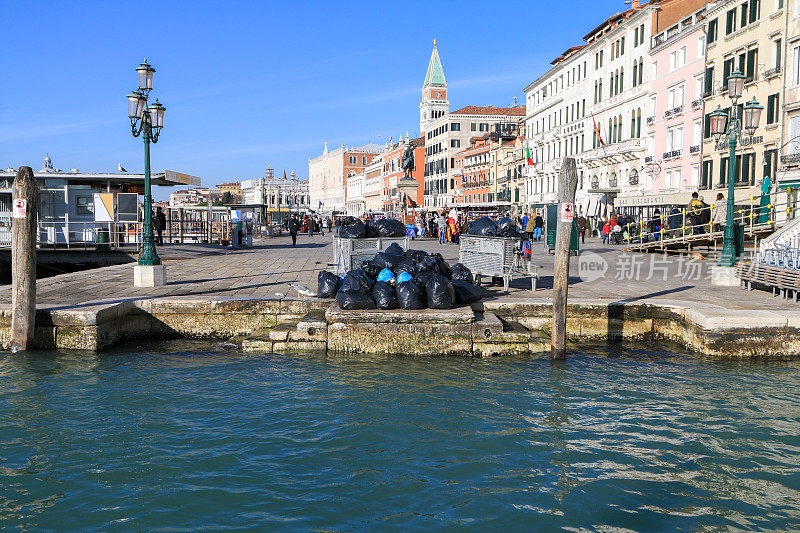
[451,105,527,117]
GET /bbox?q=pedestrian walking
[687,192,703,235]
[712,193,727,232]
[437,212,447,244]
[576,215,587,244]
[525,213,536,241]
[534,212,544,241]
[602,221,611,244]
[154,207,166,245]
[288,213,300,245]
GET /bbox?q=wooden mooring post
[10,166,39,353]
[551,158,578,360]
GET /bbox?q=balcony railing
[664,106,684,118]
[765,66,782,79]
[663,149,682,159]
[644,155,653,163]
[609,177,618,188]
[691,99,703,109]
[702,89,713,98]
[689,145,700,154]
[646,116,656,125]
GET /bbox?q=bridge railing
[617,189,796,247]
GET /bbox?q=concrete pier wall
[2,297,800,357]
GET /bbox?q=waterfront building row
[309,0,800,221]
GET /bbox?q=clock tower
[419,39,449,136]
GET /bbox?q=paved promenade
[0,233,797,319]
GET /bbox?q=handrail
[613,188,795,248]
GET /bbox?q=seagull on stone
[118,163,127,172]
[289,283,317,298]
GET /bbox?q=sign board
[12,199,27,218]
[165,170,202,186]
[117,193,139,223]
[560,202,574,223]
[93,193,115,222]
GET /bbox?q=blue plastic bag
[396,272,413,284]
[377,268,395,283]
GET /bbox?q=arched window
[631,110,637,138]
[636,108,642,138]
[633,61,638,87]
[620,67,624,92]
[618,114,623,142]
[638,57,644,85]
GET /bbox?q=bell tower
[419,39,450,136]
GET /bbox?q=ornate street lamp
[711,70,761,268]
[128,59,166,274]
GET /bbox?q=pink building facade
[645,9,707,208]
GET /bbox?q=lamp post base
[711,265,740,287]
[134,264,167,287]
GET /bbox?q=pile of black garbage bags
[318,243,483,310]
[466,216,527,239]
[338,217,406,239]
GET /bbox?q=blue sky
[3,0,630,200]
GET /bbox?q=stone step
[326,303,475,324]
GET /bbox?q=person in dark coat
[154,207,166,245]
[288,213,300,245]
[668,206,681,237]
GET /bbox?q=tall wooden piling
[10,166,39,353]
[551,158,578,360]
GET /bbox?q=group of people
[521,212,545,241]
[285,214,333,245]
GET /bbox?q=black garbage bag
[396,279,427,310]
[364,222,380,238]
[431,252,452,279]
[372,252,404,271]
[467,216,497,236]
[370,219,406,237]
[385,242,405,256]
[339,219,366,239]
[360,259,381,279]
[425,274,455,310]
[317,270,341,298]
[372,281,400,310]
[452,280,483,304]
[416,255,438,273]
[339,269,372,294]
[495,217,518,237]
[405,249,429,264]
[415,270,436,285]
[337,289,376,310]
[450,263,474,284]
[393,259,417,278]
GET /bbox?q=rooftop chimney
[631,0,640,9]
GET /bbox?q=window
[451,139,461,148]
[749,0,760,23]
[362,156,367,165]
[451,122,460,131]
[348,156,357,164]
[764,148,778,179]
[698,36,706,58]
[740,1,749,28]
[746,48,758,80]
[726,8,736,35]
[704,66,714,95]
[793,45,800,86]
[775,39,782,70]
[680,46,687,67]
[693,120,702,146]
[767,93,780,124]
[702,159,714,188]
[652,61,658,78]
[708,18,718,44]
[633,61,638,87]
[76,196,93,216]
[670,50,678,72]
[470,123,476,131]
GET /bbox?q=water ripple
[0,341,799,530]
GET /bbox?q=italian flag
[526,144,534,166]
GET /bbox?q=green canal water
[1,341,799,531]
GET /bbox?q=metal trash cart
[332,236,410,274]
[459,235,541,292]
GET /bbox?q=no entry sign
[12,199,27,219]
[560,202,574,223]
